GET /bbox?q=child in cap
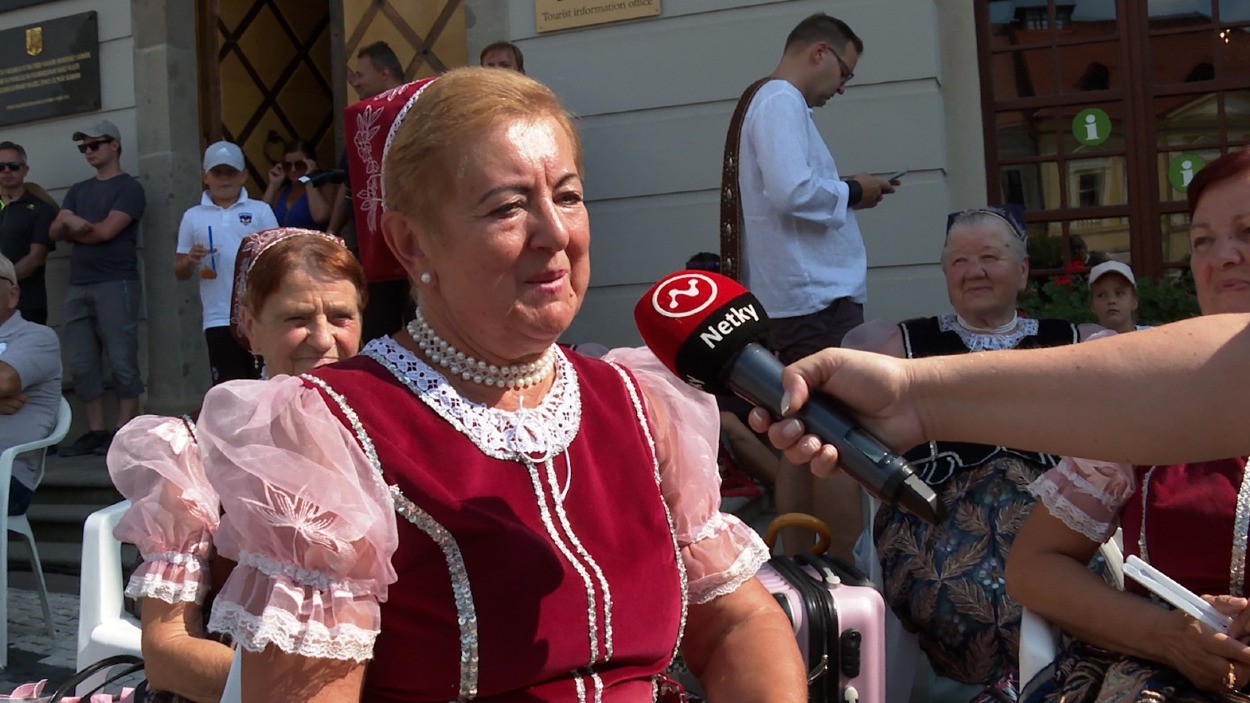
[1089,260,1150,333]
[173,141,279,383]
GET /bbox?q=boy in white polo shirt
[174,141,278,383]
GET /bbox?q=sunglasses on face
[0,162,23,172]
[77,139,114,154]
[282,161,308,173]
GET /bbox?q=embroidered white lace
[938,313,1041,352]
[237,550,374,596]
[689,535,770,605]
[125,570,209,605]
[209,599,379,663]
[363,337,582,462]
[1030,480,1118,543]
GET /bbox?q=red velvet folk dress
[312,352,685,701]
[199,341,768,703]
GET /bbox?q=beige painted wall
[466,0,989,348]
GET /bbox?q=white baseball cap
[1089,260,1136,289]
[203,141,245,171]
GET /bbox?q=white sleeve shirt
[739,80,867,318]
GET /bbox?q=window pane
[1069,157,1128,207]
[1156,91,1224,148]
[1151,31,1215,85]
[1073,216,1131,264]
[1156,147,1224,201]
[994,49,1058,98]
[1227,89,1250,142]
[1148,0,1212,21]
[1161,212,1193,265]
[1000,164,1046,213]
[1026,224,1067,271]
[1067,1,1119,40]
[1217,25,1250,80]
[1219,0,1250,23]
[1061,42,1120,93]
[997,110,1059,158]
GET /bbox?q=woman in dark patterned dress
[843,207,1103,697]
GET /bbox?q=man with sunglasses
[724,13,898,560]
[0,141,56,325]
[49,119,146,458]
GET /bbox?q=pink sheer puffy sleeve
[604,347,770,604]
[109,416,216,605]
[1029,456,1137,543]
[198,377,399,662]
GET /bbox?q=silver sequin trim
[1231,465,1250,597]
[1138,466,1157,563]
[607,362,689,667]
[302,373,479,700]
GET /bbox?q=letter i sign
[1072,108,1111,147]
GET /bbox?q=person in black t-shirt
[0,142,55,325]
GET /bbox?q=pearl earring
[420,272,433,285]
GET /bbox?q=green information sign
[1072,108,1111,146]
[1167,153,1206,192]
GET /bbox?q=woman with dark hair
[1006,148,1250,701]
[263,139,331,229]
[108,227,366,702]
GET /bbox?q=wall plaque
[0,12,101,127]
[535,0,660,33]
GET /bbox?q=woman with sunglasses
[262,138,331,230]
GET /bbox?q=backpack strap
[719,77,776,281]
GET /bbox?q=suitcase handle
[763,512,831,554]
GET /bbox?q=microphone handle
[725,344,945,524]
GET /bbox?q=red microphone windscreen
[634,270,770,394]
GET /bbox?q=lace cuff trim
[688,511,729,545]
[1052,461,1126,510]
[208,600,378,663]
[238,551,373,597]
[687,531,770,605]
[1030,479,1117,543]
[124,569,209,605]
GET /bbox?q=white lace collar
[362,336,581,463]
[938,312,1039,352]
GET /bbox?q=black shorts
[769,297,864,365]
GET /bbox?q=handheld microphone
[634,270,945,525]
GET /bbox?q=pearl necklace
[407,311,557,390]
[955,312,1019,335]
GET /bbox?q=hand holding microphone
[634,270,944,524]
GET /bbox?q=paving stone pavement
[0,586,78,694]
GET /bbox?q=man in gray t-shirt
[50,119,145,457]
[0,254,61,514]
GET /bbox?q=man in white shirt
[735,13,897,558]
[0,254,61,515]
[174,141,278,383]
[740,12,897,359]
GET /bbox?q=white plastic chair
[0,395,70,668]
[76,500,142,690]
[1018,532,1125,687]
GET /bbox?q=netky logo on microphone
[698,303,760,349]
[651,273,718,319]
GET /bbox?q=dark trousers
[205,326,258,384]
[362,279,415,344]
[769,297,865,364]
[9,476,33,515]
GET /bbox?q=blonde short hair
[382,67,582,226]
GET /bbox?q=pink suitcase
[756,552,887,703]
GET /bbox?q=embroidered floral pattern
[238,483,354,554]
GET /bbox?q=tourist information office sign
[535,0,661,32]
[0,12,101,127]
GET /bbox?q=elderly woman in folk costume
[109,227,367,701]
[197,68,806,702]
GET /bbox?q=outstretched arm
[751,314,1250,471]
